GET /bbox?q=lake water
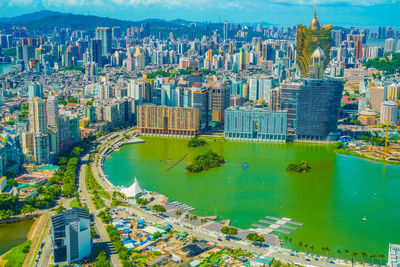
[104,137,400,259]
[0,219,34,255]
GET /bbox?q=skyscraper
[296,6,332,78]
[223,20,229,41]
[95,27,112,56]
[47,95,59,127]
[90,39,102,65]
[28,82,43,99]
[29,97,47,133]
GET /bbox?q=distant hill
[0,10,65,24]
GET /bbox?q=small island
[286,160,311,173]
[186,150,225,173]
[187,136,207,147]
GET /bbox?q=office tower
[224,107,287,141]
[22,45,35,68]
[211,83,230,123]
[16,45,24,60]
[331,30,343,47]
[191,88,210,130]
[140,22,150,38]
[47,95,59,127]
[308,47,325,79]
[33,133,49,164]
[370,87,385,112]
[29,97,47,133]
[380,101,398,124]
[223,20,229,41]
[280,79,344,141]
[48,126,60,157]
[385,38,396,54]
[51,208,91,265]
[95,27,112,56]
[90,39,102,65]
[137,105,200,136]
[296,6,332,78]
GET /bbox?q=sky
[1,0,400,26]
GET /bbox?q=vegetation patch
[186,150,225,173]
[286,160,311,173]
[3,240,31,267]
[188,136,207,147]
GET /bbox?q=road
[79,152,122,267]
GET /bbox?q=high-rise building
[224,107,287,141]
[29,97,47,133]
[47,95,59,127]
[380,100,398,124]
[385,38,396,54]
[296,6,332,78]
[223,20,229,41]
[211,83,230,123]
[51,208,91,265]
[90,39,102,65]
[280,78,344,141]
[33,133,49,164]
[370,87,385,112]
[28,83,43,99]
[137,105,200,136]
[387,84,400,100]
[95,27,112,56]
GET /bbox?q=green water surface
[104,137,400,258]
[0,220,34,255]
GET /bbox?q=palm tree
[370,253,376,265]
[176,211,182,216]
[325,247,331,258]
[321,247,326,257]
[337,249,342,254]
[298,241,303,250]
[310,245,315,254]
[304,244,308,253]
[344,249,349,260]
[377,253,385,266]
[352,251,358,265]
[185,214,189,220]
[361,251,367,265]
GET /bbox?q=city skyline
[2,0,400,27]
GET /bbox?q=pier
[251,216,304,235]
[166,154,187,171]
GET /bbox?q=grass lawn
[4,240,31,267]
[70,198,81,208]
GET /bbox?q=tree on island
[186,150,225,173]
[221,226,238,236]
[286,160,311,173]
[151,204,166,213]
[188,136,207,147]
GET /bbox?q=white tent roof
[120,177,143,199]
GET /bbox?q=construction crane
[382,121,400,160]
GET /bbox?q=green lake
[104,137,400,259]
[0,220,34,255]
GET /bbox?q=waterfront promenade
[92,129,369,266]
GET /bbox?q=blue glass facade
[224,107,287,141]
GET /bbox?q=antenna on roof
[314,4,317,17]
